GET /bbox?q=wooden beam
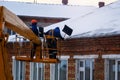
[0,6,3,37]
[0,6,42,80]
[0,17,6,80]
[1,6,41,45]
[0,18,13,80]
[0,45,6,80]
[15,56,60,63]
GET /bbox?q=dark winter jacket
[45,27,64,40]
[54,27,63,39]
[31,23,39,36]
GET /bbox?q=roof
[0,1,96,18]
[44,1,120,39]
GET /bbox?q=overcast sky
[3,0,117,6]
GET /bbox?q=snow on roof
[44,1,120,39]
[0,1,96,18]
[8,34,29,42]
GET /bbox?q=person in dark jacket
[45,27,64,40]
[30,19,39,58]
[31,19,39,36]
[45,27,64,59]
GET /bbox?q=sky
[3,0,117,6]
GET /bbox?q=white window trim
[76,59,94,80]
[73,55,98,59]
[50,64,55,80]
[12,57,16,80]
[105,59,120,80]
[59,55,70,60]
[30,62,34,80]
[104,59,109,80]
[50,57,68,80]
[102,54,120,59]
[30,62,44,80]
[12,56,25,80]
[58,60,68,80]
[59,56,69,80]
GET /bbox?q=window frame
[105,59,120,80]
[30,62,44,80]
[12,56,25,80]
[76,59,94,80]
[50,56,69,80]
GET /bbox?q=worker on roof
[30,19,44,58]
[45,27,64,59]
[31,19,39,36]
[31,19,44,37]
[45,27,64,40]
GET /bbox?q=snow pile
[8,34,29,42]
[0,1,96,18]
[44,1,120,38]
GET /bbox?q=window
[30,62,44,80]
[59,60,67,80]
[50,60,68,80]
[76,59,94,80]
[4,27,15,35]
[12,59,25,80]
[105,59,120,80]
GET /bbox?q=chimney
[62,0,68,5]
[98,2,105,8]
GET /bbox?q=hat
[31,19,37,24]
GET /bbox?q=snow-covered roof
[8,34,29,42]
[44,1,120,39]
[0,1,96,18]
